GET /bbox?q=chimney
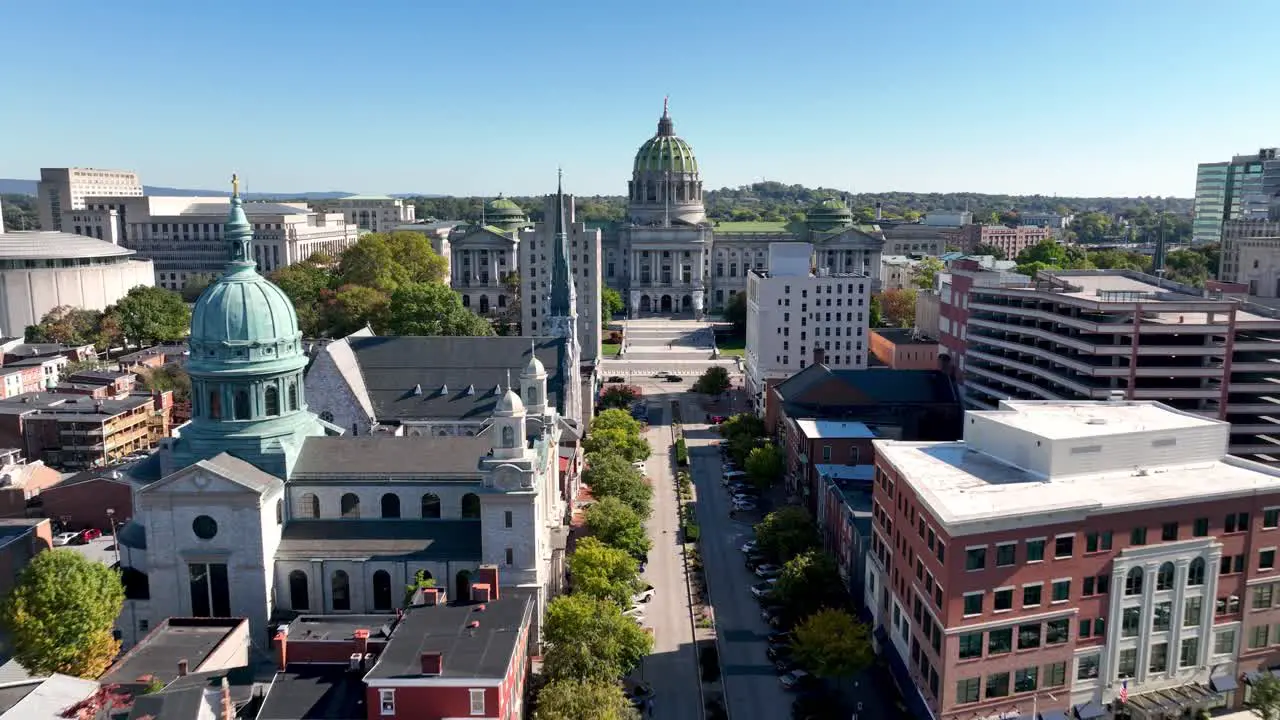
[421,587,441,606]
[273,630,288,671]
[476,565,500,600]
[220,676,234,720]
[177,659,189,677]
[874,201,882,221]
[813,347,826,366]
[470,582,492,603]
[353,628,370,658]
[420,651,443,676]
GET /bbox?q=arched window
[461,493,481,519]
[320,410,334,423]
[275,499,283,525]
[233,390,250,420]
[421,493,441,519]
[1188,558,1206,587]
[372,570,392,611]
[1156,562,1175,591]
[289,570,309,610]
[381,493,401,519]
[298,493,319,519]
[1125,567,1144,596]
[502,426,515,448]
[331,570,350,611]
[341,493,360,519]
[265,386,280,416]
[288,382,298,411]
[208,390,221,420]
[455,569,472,601]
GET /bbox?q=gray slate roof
[347,336,564,422]
[0,231,136,260]
[276,519,481,561]
[201,452,285,494]
[291,436,489,479]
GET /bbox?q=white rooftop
[973,400,1218,440]
[794,419,876,439]
[0,232,135,260]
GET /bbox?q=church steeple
[549,169,577,318]
[226,174,254,267]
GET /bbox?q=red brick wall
[0,519,51,597]
[40,479,135,530]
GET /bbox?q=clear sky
[3,0,1277,198]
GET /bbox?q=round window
[192,515,218,540]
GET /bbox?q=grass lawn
[602,342,621,357]
[716,335,745,357]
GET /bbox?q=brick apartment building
[867,400,1280,720]
[869,328,941,370]
[0,391,174,470]
[947,224,1054,259]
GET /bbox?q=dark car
[665,375,684,382]
[744,552,767,569]
[761,606,786,627]
[773,655,800,674]
[767,631,792,647]
[766,644,790,661]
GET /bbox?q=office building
[1192,148,1280,245]
[868,400,1280,720]
[744,243,872,414]
[1219,213,1280,296]
[522,190,603,361]
[313,194,416,232]
[36,167,143,231]
[947,224,1054,258]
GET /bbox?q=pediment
[141,463,262,496]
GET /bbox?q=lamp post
[106,508,121,567]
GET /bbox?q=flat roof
[794,419,876,439]
[872,327,938,346]
[365,588,534,682]
[100,618,245,689]
[285,614,396,643]
[975,400,1220,440]
[0,232,135,260]
[256,667,367,720]
[0,674,98,719]
[1041,272,1276,323]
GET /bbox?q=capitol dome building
[627,100,706,226]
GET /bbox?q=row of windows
[199,382,298,420]
[295,492,488,521]
[955,661,1067,704]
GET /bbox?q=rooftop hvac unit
[348,653,363,671]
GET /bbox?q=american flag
[1119,679,1129,704]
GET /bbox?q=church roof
[291,436,489,479]
[198,453,286,493]
[343,336,566,422]
[276,520,481,561]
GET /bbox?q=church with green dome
[602,100,886,316]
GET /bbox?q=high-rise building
[312,194,415,232]
[1192,149,1280,245]
[521,192,602,362]
[36,167,143,231]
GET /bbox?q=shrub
[675,437,689,466]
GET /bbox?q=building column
[1105,565,1126,684]
[1167,558,1190,679]
[1135,561,1158,684]
[1200,550,1223,668]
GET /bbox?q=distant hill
[0,178,373,200]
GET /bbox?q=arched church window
[208,390,221,420]
[381,493,400,519]
[525,386,539,405]
[233,390,250,420]
[265,386,280,416]
[461,493,481,519]
[331,571,350,611]
[288,382,298,411]
[421,493,441,519]
[502,425,515,448]
[341,493,360,519]
[372,570,392,611]
[320,410,334,423]
[289,571,309,611]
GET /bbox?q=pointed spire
[505,369,512,393]
[656,97,675,137]
[225,173,255,270]
[549,169,576,317]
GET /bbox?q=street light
[106,508,121,567]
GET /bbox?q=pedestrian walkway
[621,318,718,362]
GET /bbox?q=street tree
[320,284,390,337]
[913,256,945,290]
[541,594,653,682]
[584,497,651,560]
[878,288,917,328]
[774,551,847,620]
[745,443,784,490]
[582,455,652,518]
[568,537,640,606]
[535,678,640,720]
[693,366,731,395]
[719,413,766,465]
[25,306,104,346]
[1251,673,1280,720]
[113,286,191,345]
[583,428,651,464]
[791,609,873,681]
[387,282,494,337]
[724,291,747,333]
[601,287,624,323]
[754,506,818,563]
[1,549,124,678]
[590,408,644,437]
[385,231,449,284]
[598,385,640,411]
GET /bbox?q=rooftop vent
[411,383,423,396]
[465,384,475,396]
[439,384,448,395]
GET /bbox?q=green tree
[567,537,640,606]
[754,506,818,563]
[496,272,522,335]
[692,366,731,395]
[136,364,191,402]
[879,288,917,328]
[913,256,944,290]
[270,260,333,336]
[1069,211,1114,244]
[582,455,652,519]
[724,291,747,333]
[970,243,1007,260]
[744,443,784,490]
[385,231,449,284]
[601,287,624,323]
[1,549,124,678]
[337,234,409,292]
[869,294,884,328]
[1165,249,1211,287]
[791,609,873,681]
[25,306,103,346]
[535,678,640,720]
[1016,239,1069,267]
[583,428,651,464]
[1250,672,1280,720]
[180,273,216,302]
[114,286,191,345]
[719,413,766,466]
[403,569,436,605]
[590,408,643,437]
[584,497,651,560]
[387,282,494,337]
[321,284,390,337]
[773,551,847,620]
[598,385,640,411]
[541,594,653,682]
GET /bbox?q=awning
[1074,701,1106,720]
[1039,710,1069,720]
[1211,674,1239,693]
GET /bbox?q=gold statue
[231,173,239,197]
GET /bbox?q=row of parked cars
[739,538,819,694]
[53,528,103,546]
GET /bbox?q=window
[461,493,481,519]
[380,689,395,715]
[469,688,485,715]
[504,510,513,528]
[1117,648,1137,679]
[1263,549,1277,570]
[1079,618,1092,638]
[233,390,250,420]
[1018,623,1041,650]
[1226,512,1249,533]
[1077,655,1100,681]
[1085,531,1113,553]
[1045,661,1067,688]
[996,543,1016,567]
[1157,562,1175,590]
[192,515,218,540]
[1179,637,1199,667]
[1054,534,1074,558]
[1153,601,1172,631]
[1046,618,1069,645]
[1191,516,1209,537]
[956,677,980,704]
[1267,508,1280,529]
[1025,539,1045,562]
[1050,579,1070,603]
[936,542,945,563]
[1254,585,1274,610]
[208,390,221,419]
[1125,567,1143,596]
[1014,667,1038,693]
[341,493,360,518]
[331,570,350,611]
[994,588,1013,611]
[188,562,230,617]
[264,385,280,416]
[1023,585,1042,607]
[963,592,983,616]
[985,672,1010,699]
[289,570,309,610]
[1130,527,1147,546]
[1149,642,1169,673]
[299,493,319,518]
[1215,629,1236,656]
[959,632,983,659]
[1122,607,1142,637]
[988,628,1012,654]
[372,570,392,611]
[1188,557,1205,586]
[965,547,986,571]
[381,494,400,519]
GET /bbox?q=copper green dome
[807,197,854,233]
[633,105,698,175]
[484,195,526,230]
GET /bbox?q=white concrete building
[313,194,416,233]
[0,231,154,335]
[880,254,919,290]
[921,211,972,227]
[74,196,358,289]
[1220,217,1280,297]
[523,192,603,362]
[745,243,872,413]
[37,167,143,231]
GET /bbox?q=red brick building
[867,400,1277,720]
[0,517,52,598]
[869,328,941,370]
[38,469,143,531]
[947,223,1054,258]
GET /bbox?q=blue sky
[3,0,1277,198]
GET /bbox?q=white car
[632,461,647,475]
[633,585,656,603]
[733,500,758,512]
[740,540,758,554]
[751,580,777,598]
[52,532,80,547]
[755,564,782,579]
[622,605,646,622]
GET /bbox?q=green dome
[484,196,526,230]
[634,135,699,174]
[807,197,854,232]
[191,267,301,347]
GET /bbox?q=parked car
[733,501,758,512]
[751,580,777,600]
[766,644,790,661]
[767,631,792,647]
[622,606,645,622]
[665,375,684,383]
[755,564,782,578]
[632,461,646,475]
[710,415,727,424]
[773,655,800,674]
[740,540,758,554]
[779,669,813,690]
[760,606,786,626]
[53,532,80,547]
[744,552,767,569]
[79,528,103,542]
[633,584,656,603]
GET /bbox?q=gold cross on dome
[231,173,239,197]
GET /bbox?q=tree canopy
[970,243,1007,260]
[1,549,124,678]
[601,287,624,321]
[114,286,191,346]
[180,273,216,302]
[541,594,653,682]
[598,385,640,411]
[913,256,945,290]
[590,408,644,437]
[693,366,731,395]
[387,282,495,336]
[719,413,766,466]
[878,288,917,328]
[773,551,847,620]
[534,678,640,720]
[336,231,447,293]
[744,443,784,490]
[724,291,747,333]
[567,537,641,606]
[791,609,873,680]
[1250,673,1280,720]
[753,507,818,563]
[25,306,104,346]
[584,496,651,560]
[581,455,652,519]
